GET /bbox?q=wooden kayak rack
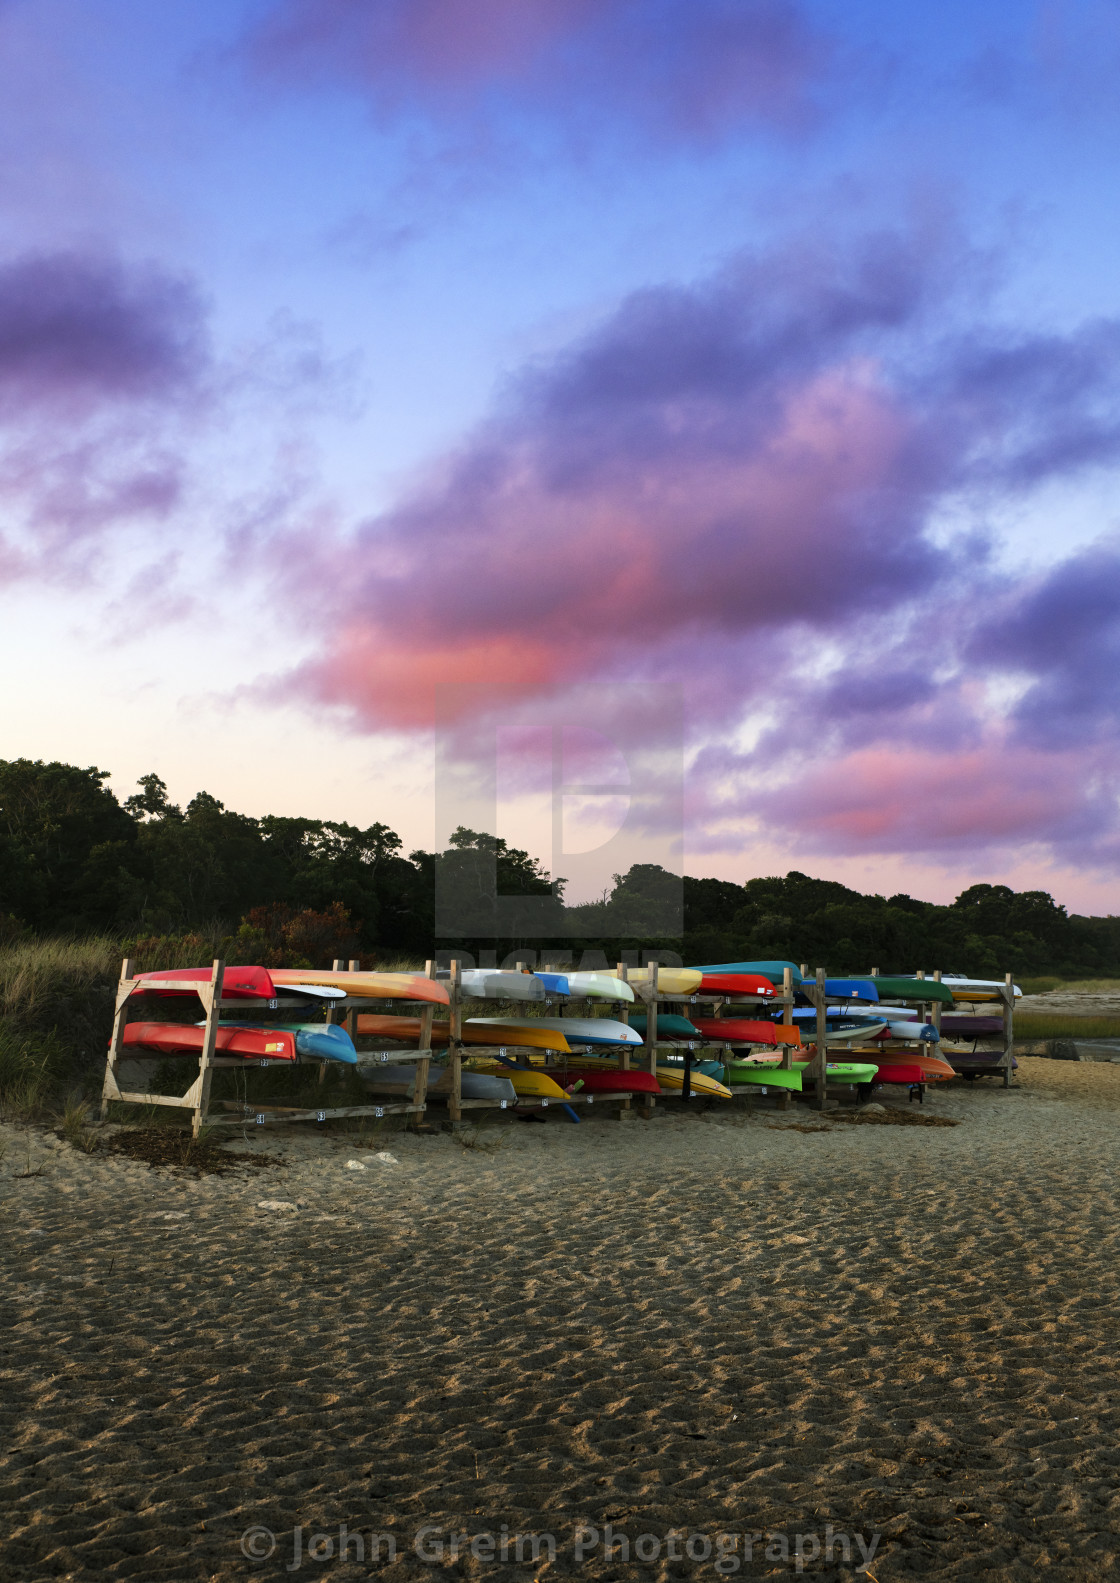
[100,956,1017,1137]
[100,957,439,1137]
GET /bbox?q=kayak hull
[272,969,448,1004]
[353,1014,571,1052]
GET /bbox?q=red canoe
[562,1068,660,1096]
[698,973,777,998]
[132,966,277,1000]
[122,1022,297,1060]
[692,1018,803,1047]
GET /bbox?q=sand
[3,1060,1120,1581]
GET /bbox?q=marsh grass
[1016,1014,1120,1040]
[60,1096,100,1153]
[1020,978,1120,996]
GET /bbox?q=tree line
[1,758,1117,977]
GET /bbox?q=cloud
[248,0,827,141]
[271,222,1120,871]
[0,251,210,582]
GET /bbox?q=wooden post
[186,959,224,1139]
[100,957,136,1121]
[813,966,829,1112]
[779,967,794,1071]
[412,959,435,1116]
[932,969,943,1039]
[616,961,632,1118]
[642,959,659,1116]
[448,958,463,1123]
[1002,972,1015,1087]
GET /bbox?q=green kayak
[860,975,954,1005]
[725,1062,802,1091]
[795,1060,878,1084]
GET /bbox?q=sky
[2,0,1120,913]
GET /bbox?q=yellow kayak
[628,967,703,997]
[464,1061,569,1099]
[529,1050,731,1098]
[354,1014,570,1052]
[272,969,448,1004]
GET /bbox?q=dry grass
[1021,978,1120,996]
[0,935,119,1026]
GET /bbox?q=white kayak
[938,975,1022,999]
[564,972,635,1002]
[442,970,546,1002]
[473,1016,641,1048]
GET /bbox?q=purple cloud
[249,0,827,141]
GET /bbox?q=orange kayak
[271,970,448,1004]
[353,1014,571,1052]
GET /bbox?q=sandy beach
[3,1060,1120,1581]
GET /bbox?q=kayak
[352,1014,571,1052]
[543,1050,731,1098]
[627,1013,702,1040]
[443,969,545,1002]
[725,1062,803,1091]
[563,1068,661,1096]
[939,1015,1004,1036]
[796,1019,888,1043]
[463,1061,569,1099]
[122,1021,359,1064]
[123,1021,295,1060]
[532,972,570,996]
[859,1050,956,1079]
[358,1064,518,1103]
[794,1060,879,1085]
[697,973,778,998]
[797,977,879,1001]
[869,1062,952,1085]
[859,975,954,1004]
[692,1018,781,1045]
[272,969,448,1004]
[476,1016,642,1048]
[940,976,1021,999]
[694,960,804,987]
[565,972,635,1002]
[627,967,703,997]
[132,966,278,1000]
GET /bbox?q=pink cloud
[268,225,1120,873]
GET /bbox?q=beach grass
[1020,977,1120,995]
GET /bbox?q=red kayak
[698,973,777,998]
[132,966,277,1000]
[870,1060,953,1084]
[562,1068,660,1096]
[122,1022,297,1060]
[692,1018,804,1047]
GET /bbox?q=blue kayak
[257,1023,359,1064]
[800,977,880,1002]
[692,960,804,987]
[532,972,570,996]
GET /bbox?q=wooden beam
[814,966,829,1112]
[448,958,463,1123]
[100,957,135,1121]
